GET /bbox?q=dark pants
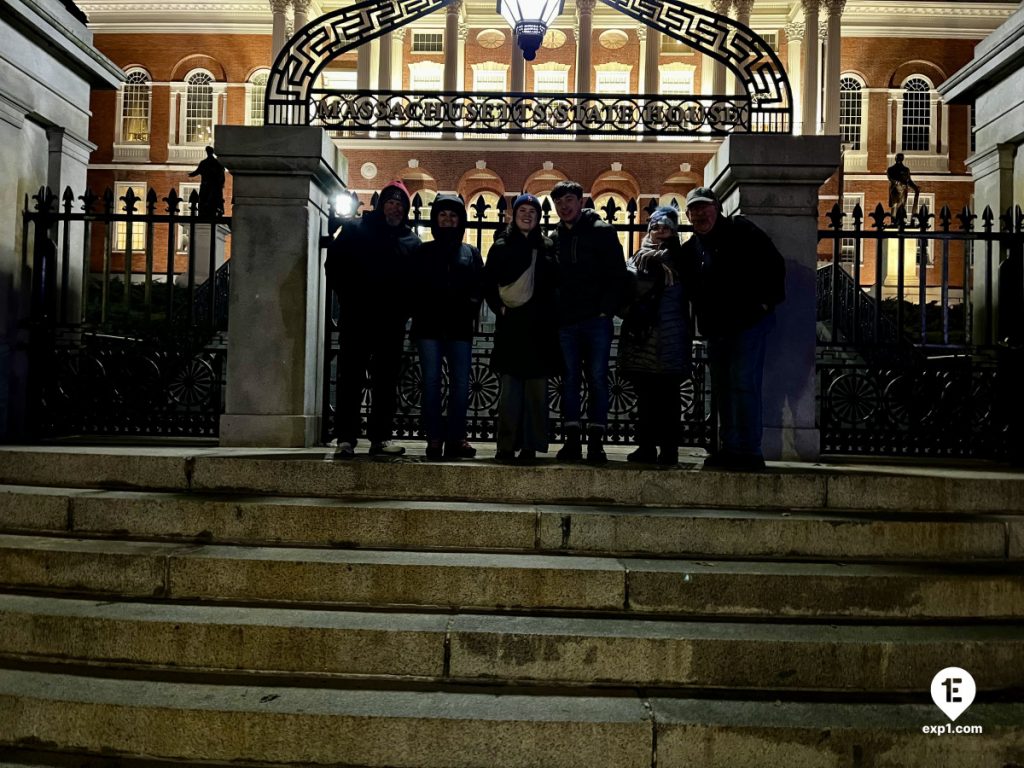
[497,375,549,453]
[558,315,614,429]
[631,374,682,451]
[418,338,472,444]
[334,324,405,446]
[708,313,774,458]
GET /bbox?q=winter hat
[648,206,680,232]
[512,193,542,216]
[377,179,412,214]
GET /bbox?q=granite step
[3,447,1024,513]
[1,485,1019,561]
[1,594,1022,692]
[1,669,1021,768]
[2,534,1022,620]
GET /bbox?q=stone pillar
[392,27,406,89]
[444,0,462,91]
[292,0,309,34]
[711,0,730,95]
[458,22,468,90]
[576,0,595,92]
[800,0,820,136]
[732,0,753,95]
[378,32,393,90]
[215,125,344,446]
[270,0,289,59]
[786,21,805,133]
[822,0,844,134]
[967,144,1017,344]
[703,133,841,460]
[641,27,659,93]
[357,40,372,89]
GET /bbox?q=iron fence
[23,186,230,439]
[816,201,1024,458]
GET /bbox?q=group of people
[324,178,785,471]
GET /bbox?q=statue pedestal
[175,223,229,287]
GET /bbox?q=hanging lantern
[497,0,565,61]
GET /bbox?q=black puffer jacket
[410,195,484,341]
[681,214,786,337]
[485,225,562,378]
[324,188,421,332]
[617,234,692,378]
[550,208,626,326]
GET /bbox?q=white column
[357,40,371,89]
[444,0,462,91]
[642,27,660,93]
[732,0,753,95]
[576,0,595,92]
[800,0,819,135]
[458,22,468,90]
[786,21,804,133]
[822,0,844,134]
[270,0,289,59]
[292,0,309,34]
[378,33,393,90]
[392,27,406,89]
[711,0,730,95]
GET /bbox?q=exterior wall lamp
[497,0,564,61]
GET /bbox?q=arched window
[120,69,151,144]
[246,70,269,126]
[185,70,214,145]
[901,77,932,153]
[839,76,863,150]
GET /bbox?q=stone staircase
[0,446,1022,767]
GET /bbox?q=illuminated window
[114,182,146,252]
[901,77,932,153]
[839,76,863,150]
[120,69,151,143]
[185,71,214,145]
[246,70,269,126]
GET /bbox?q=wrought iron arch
[265,0,792,133]
[265,0,458,124]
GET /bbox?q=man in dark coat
[682,186,785,471]
[549,180,626,464]
[324,179,420,458]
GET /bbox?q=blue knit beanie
[648,205,680,232]
[512,193,542,216]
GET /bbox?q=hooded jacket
[410,194,485,341]
[550,208,626,326]
[324,180,421,330]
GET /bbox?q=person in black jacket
[682,186,785,471]
[485,194,562,463]
[411,195,484,460]
[324,179,421,459]
[617,206,692,466]
[549,180,626,464]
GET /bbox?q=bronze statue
[887,153,920,217]
[188,146,225,217]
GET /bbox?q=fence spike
[62,187,75,209]
[164,188,182,215]
[369,191,380,209]
[539,197,550,213]
[102,187,115,214]
[121,186,139,214]
[626,197,638,214]
[852,202,863,228]
[470,195,491,220]
[868,203,887,230]
[956,205,975,232]
[892,204,908,231]
[1016,205,1023,233]
[410,192,423,212]
[187,188,200,212]
[600,196,621,223]
[146,187,158,212]
[915,204,933,231]
[825,202,844,230]
[938,204,952,232]
[981,205,995,231]
[583,196,594,209]
[643,198,659,216]
[1000,206,1015,232]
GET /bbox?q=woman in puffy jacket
[411,194,484,460]
[617,206,692,466]
[484,194,562,463]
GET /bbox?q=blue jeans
[418,338,472,443]
[558,315,614,429]
[708,313,775,458]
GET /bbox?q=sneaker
[333,441,355,460]
[445,439,477,459]
[627,446,658,464]
[369,441,405,456]
[425,440,444,460]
